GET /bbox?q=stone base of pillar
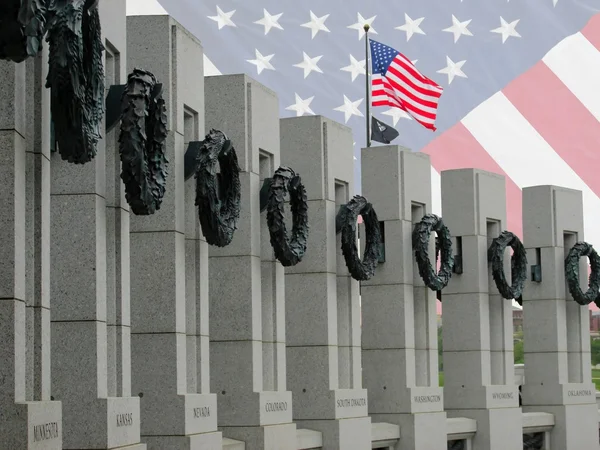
[448,407,523,450]
[220,423,296,450]
[61,396,142,449]
[295,417,371,450]
[523,403,599,450]
[2,400,62,449]
[143,431,222,450]
[371,411,446,450]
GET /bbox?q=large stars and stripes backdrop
[127,0,600,258]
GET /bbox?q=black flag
[370,116,399,144]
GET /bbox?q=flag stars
[348,13,377,40]
[340,55,365,81]
[293,52,323,78]
[491,17,521,43]
[437,56,467,84]
[395,13,426,41]
[334,95,364,123]
[442,15,473,43]
[208,6,236,29]
[286,93,315,117]
[301,11,330,39]
[247,49,275,74]
[254,9,283,35]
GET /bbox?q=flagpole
[364,23,371,148]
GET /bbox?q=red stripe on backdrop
[422,124,523,237]
[582,13,600,50]
[503,61,600,200]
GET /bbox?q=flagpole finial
[363,23,370,33]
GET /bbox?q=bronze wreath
[488,231,528,300]
[339,195,382,281]
[564,242,600,306]
[45,0,104,164]
[118,68,169,215]
[0,0,49,62]
[266,166,309,266]
[195,129,241,247]
[412,214,453,291]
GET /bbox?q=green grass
[592,369,600,391]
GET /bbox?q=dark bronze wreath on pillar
[0,0,49,62]
[195,129,241,247]
[339,195,382,281]
[266,166,309,267]
[412,214,453,291]
[488,231,528,300]
[46,0,104,164]
[565,242,600,306]
[119,68,169,215]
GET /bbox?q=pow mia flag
[371,116,399,144]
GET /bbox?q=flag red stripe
[503,60,600,200]
[422,124,523,237]
[372,79,437,127]
[582,14,600,50]
[370,46,442,131]
[387,64,442,103]
[396,52,443,90]
[372,77,438,125]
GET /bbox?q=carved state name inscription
[336,398,367,408]
[491,392,514,400]
[568,389,593,397]
[265,402,288,412]
[194,406,210,418]
[413,394,441,403]
[116,413,133,427]
[33,422,59,442]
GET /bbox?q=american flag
[128,0,600,249]
[370,39,443,131]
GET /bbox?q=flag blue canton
[156,0,599,189]
[369,40,398,75]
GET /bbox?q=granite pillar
[361,145,446,450]
[127,15,222,449]
[49,2,143,448]
[204,74,296,449]
[0,55,62,450]
[441,169,522,450]
[521,185,599,450]
[279,115,371,450]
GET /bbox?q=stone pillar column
[521,185,599,450]
[441,169,521,450]
[0,56,62,449]
[127,14,222,449]
[361,145,446,450]
[279,115,371,450]
[49,2,143,449]
[203,73,296,449]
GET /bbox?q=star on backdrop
[207,6,235,29]
[300,11,330,39]
[254,9,283,35]
[247,49,275,74]
[491,17,521,42]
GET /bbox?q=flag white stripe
[542,32,600,121]
[461,92,600,247]
[386,68,441,114]
[388,61,443,98]
[372,76,436,125]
